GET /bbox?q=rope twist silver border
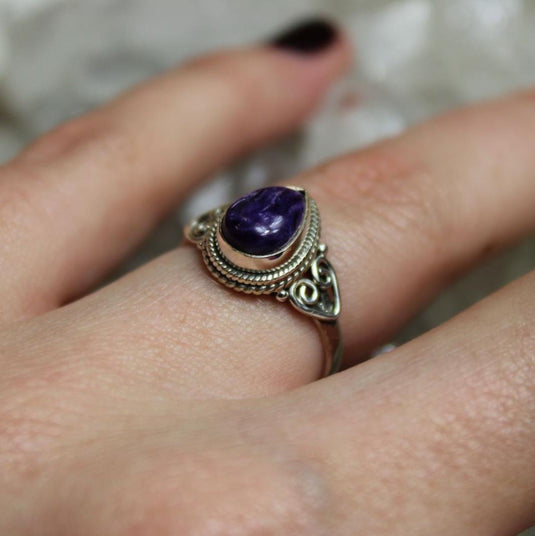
[184,188,342,377]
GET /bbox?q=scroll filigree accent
[185,208,222,243]
[287,247,341,321]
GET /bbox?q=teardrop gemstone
[221,186,306,256]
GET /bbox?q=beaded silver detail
[186,198,321,295]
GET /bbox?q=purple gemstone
[221,187,306,256]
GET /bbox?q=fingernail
[270,18,339,54]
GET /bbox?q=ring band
[184,186,342,377]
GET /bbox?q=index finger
[0,19,350,320]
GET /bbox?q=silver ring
[184,186,342,377]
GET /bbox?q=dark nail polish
[270,18,338,54]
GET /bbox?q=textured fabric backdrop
[0,1,534,533]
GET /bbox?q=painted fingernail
[270,18,339,54]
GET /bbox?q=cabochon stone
[221,187,305,256]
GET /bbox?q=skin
[0,29,535,536]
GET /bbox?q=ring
[184,186,342,377]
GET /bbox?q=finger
[0,19,351,320]
[8,90,535,400]
[282,269,535,535]
[302,90,535,362]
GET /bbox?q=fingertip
[267,17,353,66]
[268,17,340,53]
[259,20,353,112]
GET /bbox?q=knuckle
[310,144,447,249]
[0,412,56,484]
[0,375,62,484]
[441,314,535,469]
[0,118,126,229]
[0,168,48,231]
[312,145,412,206]
[114,445,327,536]
[491,306,535,424]
[0,334,99,486]
[78,120,141,180]
[0,165,74,255]
[19,113,106,163]
[18,112,139,186]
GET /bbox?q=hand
[1,19,534,535]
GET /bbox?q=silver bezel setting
[185,188,321,295]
